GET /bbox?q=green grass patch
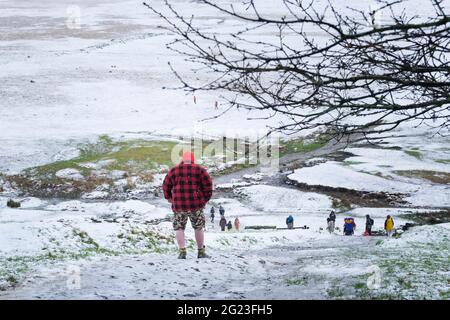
[326,285,345,299]
[6,132,332,196]
[397,278,414,289]
[5,136,193,197]
[353,282,367,290]
[211,163,256,177]
[440,290,450,299]
[186,239,196,250]
[435,159,450,164]
[404,150,422,159]
[31,138,180,177]
[286,276,309,286]
[217,237,232,246]
[343,161,366,166]
[331,197,352,211]
[279,134,329,157]
[402,210,450,225]
[7,135,256,190]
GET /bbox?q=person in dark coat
[227,221,232,231]
[219,216,227,231]
[327,211,336,233]
[219,205,225,216]
[210,207,215,223]
[365,214,374,235]
[329,211,336,222]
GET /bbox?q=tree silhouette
[144,0,450,139]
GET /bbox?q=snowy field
[0,0,449,299]
[288,135,450,208]
[0,188,448,299]
[1,187,448,300]
[0,0,296,174]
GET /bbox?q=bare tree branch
[143,0,450,138]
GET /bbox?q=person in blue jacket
[286,215,294,229]
[343,218,356,236]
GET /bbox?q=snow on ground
[288,161,418,193]
[405,185,450,208]
[0,0,316,174]
[3,0,440,173]
[55,168,84,180]
[81,191,109,200]
[1,179,448,299]
[287,130,450,208]
[208,198,261,219]
[344,147,450,174]
[0,0,449,300]
[215,181,252,190]
[1,247,314,300]
[348,207,441,219]
[45,199,168,220]
[235,185,333,213]
[1,221,447,300]
[345,132,450,208]
[382,223,450,249]
[15,197,47,209]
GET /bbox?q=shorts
[172,209,205,231]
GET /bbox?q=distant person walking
[219,205,225,217]
[327,211,336,233]
[343,218,356,236]
[163,151,213,259]
[219,216,227,232]
[210,207,215,223]
[286,215,294,229]
[227,221,233,231]
[365,214,374,236]
[329,211,336,222]
[385,215,395,237]
[234,217,241,232]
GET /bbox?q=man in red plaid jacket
[163,151,213,259]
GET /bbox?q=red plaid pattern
[163,162,213,213]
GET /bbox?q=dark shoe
[178,248,187,259]
[197,247,210,259]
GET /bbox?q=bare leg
[176,229,186,248]
[194,228,204,249]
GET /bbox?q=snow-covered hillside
[0,0,449,300]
